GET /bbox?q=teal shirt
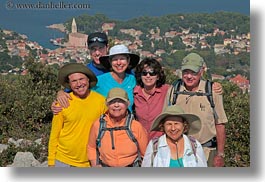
[92,72,136,111]
[169,158,184,168]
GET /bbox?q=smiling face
[182,69,203,91]
[68,73,90,98]
[110,54,130,74]
[141,65,158,89]
[89,45,108,65]
[107,98,129,120]
[163,116,186,142]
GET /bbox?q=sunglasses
[141,70,157,76]
[88,37,107,44]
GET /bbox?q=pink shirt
[133,84,171,140]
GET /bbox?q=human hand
[213,155,225,167]
[213,82,223,95]
[57,90,72,108]
[51,100,63,115]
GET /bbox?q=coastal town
[0,17,250,92]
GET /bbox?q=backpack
[95,111,142,167]
[150,135,198,167]
[169,78,218,121]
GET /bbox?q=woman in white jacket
[142,105,207,167]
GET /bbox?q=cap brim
[181,65,201,73]
[88,42,106,49]
[106,97,128,103]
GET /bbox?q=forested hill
[64,11,250,79]
[65,11,249,37]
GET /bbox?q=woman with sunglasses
[133,58,223,141]
[133,58,171,141]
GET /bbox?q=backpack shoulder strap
[205,80,219,121]
[96,114,106,165]
[169,78,182,106]
[151,136,159,167]
[125,112,142,167]
[188,135,198,163]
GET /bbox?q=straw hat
[151,105,201,135]
[58,63,97,89]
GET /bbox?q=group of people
[48,32,228,168]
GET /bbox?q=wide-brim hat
[151,105,201,135]
[106,87,129,103]
[58,63,97,89]
[99,44,140,70]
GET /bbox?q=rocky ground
[0,138,47,167]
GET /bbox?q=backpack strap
[151,136,159,167]
[169,79,182,106]
[205,80,219,121]
[170,79,219,121]
[95,111,142,166]
[188,135,198,163]
[124,112,142,167]
[96,114,106,165]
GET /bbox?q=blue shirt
[169,158,184,168]
[87,61,108,76]
[92,72,136,111]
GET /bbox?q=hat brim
[88,42,106,49]
[106,97,129,103]
[181,65,201,73]
[151,112,201,135]
[99,53,140,71]
[58,63,97,89]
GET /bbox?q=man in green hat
[169,53,228,167]
[48,63,107,167]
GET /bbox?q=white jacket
[142,134,207,167]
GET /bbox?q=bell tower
[71,18,77,33]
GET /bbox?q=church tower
[71,18,77,33]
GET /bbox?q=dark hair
[135,57,166,88]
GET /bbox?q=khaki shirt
[170,80,228,144]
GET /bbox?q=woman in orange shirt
[87,87,148,167]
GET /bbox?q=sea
[0,0,250,50]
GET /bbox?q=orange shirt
[87,113,148,167]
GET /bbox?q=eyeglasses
[141,70,157,76]
[88,37,107,44]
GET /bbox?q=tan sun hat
[106,87,129,103]
[58,63,97,89]
[151,105,201,135]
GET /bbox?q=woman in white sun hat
[141,105,207,167]
[92,44,140,112]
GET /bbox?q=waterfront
[0,0,249,49]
